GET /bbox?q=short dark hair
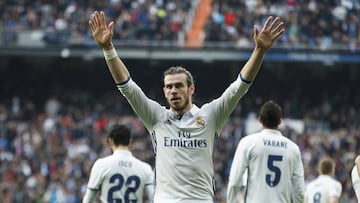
[259,100,282,129]
[108,124,131,146]
[163,66,194,87]
[318,157,335,175]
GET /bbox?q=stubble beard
[169,97,190,113]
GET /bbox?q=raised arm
[356,155,360,177]
[89,11,130,84]
[240,16,285,82]
[353,155,360,201]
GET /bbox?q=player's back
[305,175,342,203]
[244,129,304,203]
[93,150,153,203]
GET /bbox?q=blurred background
[0,0,360,202]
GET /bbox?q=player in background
[82,124,154,203]
[351,155,360,200]
[89,11,285,203]
[305,157,342,203]
[227,100,304,203]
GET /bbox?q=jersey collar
[188,104,200,116]
[170,104,200,120]
[113,149,133,157]
[261,128,282,136]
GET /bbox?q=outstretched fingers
[268,17,280,31]
[89,11,100,33]
[253,25,259,38]
[89,20,95,32]
[100,11,107,30]
[263,16,285,41]
[272,22,285,40]
[92,11,100,27]
[272,20,284,33]
[108,21,114,32]
[262,16,273,32]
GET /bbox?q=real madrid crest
[195,116,206,127]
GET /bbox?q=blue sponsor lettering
[164,137,207,148]
[263,139,288,149]
[178,131,191,138]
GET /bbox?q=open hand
[89,11,114,50]
[253,16,285,51]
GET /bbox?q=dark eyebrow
[165,82,186,89]
[165,82,185,86]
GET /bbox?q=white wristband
[103,48,118,60]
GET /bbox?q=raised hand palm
[89,11,113,48]
[254,16,284,51]
[255,30,274,50]
[93,25,112,46]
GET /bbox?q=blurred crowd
[0,0,192,47]
[1,0,360,50]
[0,91,155,203]
[206,0,360,51]
[0,85,359,202]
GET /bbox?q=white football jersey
[227,129,305,203]
[84,149,154,203]
[351,165,360,200]
[118,76,251,202]
[304,175,342,203]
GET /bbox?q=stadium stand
[0,0,192,47]
[184,0,211,48]
[1,0,359,50]
[205,0,360,51]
